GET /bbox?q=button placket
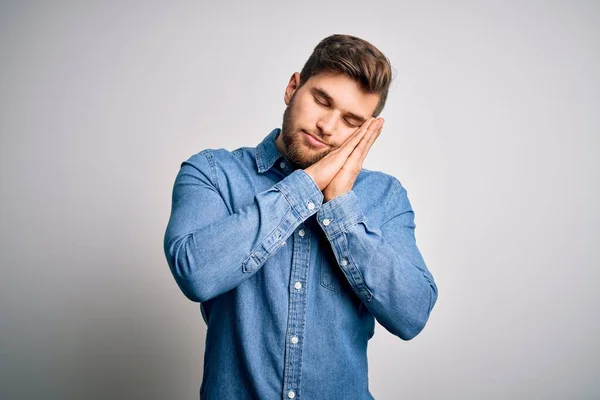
[282,223,310,399]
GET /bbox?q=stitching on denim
[242,207,293,273]
[338,230,373,301]
[276,183,304,221]
[202,149,220,192]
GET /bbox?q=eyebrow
[311,87,368,124]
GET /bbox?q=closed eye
[344,118,360,128]
[314,96,329,107]
[313,93,362,127]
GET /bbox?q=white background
[1,1,598,399]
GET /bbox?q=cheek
[293,97,321,124]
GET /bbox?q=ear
[284,72,301,105]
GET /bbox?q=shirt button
[280,161,286,169]
[340,258,348,267]
[288,390,296,399]
[322,218,331,226]
[298,229,305,237]
[294,281,302,290]
[307,201,315,210]
[291,336,299,344]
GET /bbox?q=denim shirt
[163,128,438,400]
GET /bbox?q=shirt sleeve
[315,181,438,341]
[163,150,323,303]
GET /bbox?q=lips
[303,131,328,148]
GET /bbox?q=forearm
[317,190,438,340]
[164,159,323,303]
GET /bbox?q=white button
[340,258,348,266]
[323,218,331,226]
[288,390,295,399]
[294,281,302,290]
[307,201,315,210]
[298,229,305,237]
[280,161,286,168]
[291,336,298,344]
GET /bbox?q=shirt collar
[255,128,285,173]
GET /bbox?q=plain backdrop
[1,1,598,399]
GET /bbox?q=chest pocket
[318,237,354,296]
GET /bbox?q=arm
[315,182,438,340]
[163,150,323,303]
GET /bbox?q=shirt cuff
[274,169,324,220]
[316,190,365,236]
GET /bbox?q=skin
[275,71,385,202]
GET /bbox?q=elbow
[163,235,212,303]
[172,272,209,303]
[396,314,429,341]
[379,307,430,341]
[396,283,438,341]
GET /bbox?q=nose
[315,110,337,138]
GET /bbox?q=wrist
[323,188,350,203]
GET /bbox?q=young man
[163,34,438,400]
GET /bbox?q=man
[163,34,438,400]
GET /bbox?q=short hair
[299,34,393,117]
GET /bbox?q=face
[275,72,380,169]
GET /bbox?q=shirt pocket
[319,244,353,296]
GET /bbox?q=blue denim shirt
[163,128,438,400]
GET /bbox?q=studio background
[1,1,598,399]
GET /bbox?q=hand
[304,117,384,201]
[323,118,383,201]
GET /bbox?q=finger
[337,118,377,166]
[340,118,377,148]
[348,118,383,162]
[318,118,378,172]
[358,119,384,164]
[345,120,383,171]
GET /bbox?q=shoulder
[184,146,254,169]
[356,168,412,213]
[182,146,257,187]
[359,168,407,195]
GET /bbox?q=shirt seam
[202,149,220,192]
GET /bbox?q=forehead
[303,72,380,118]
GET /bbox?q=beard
[280,94,331,169]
